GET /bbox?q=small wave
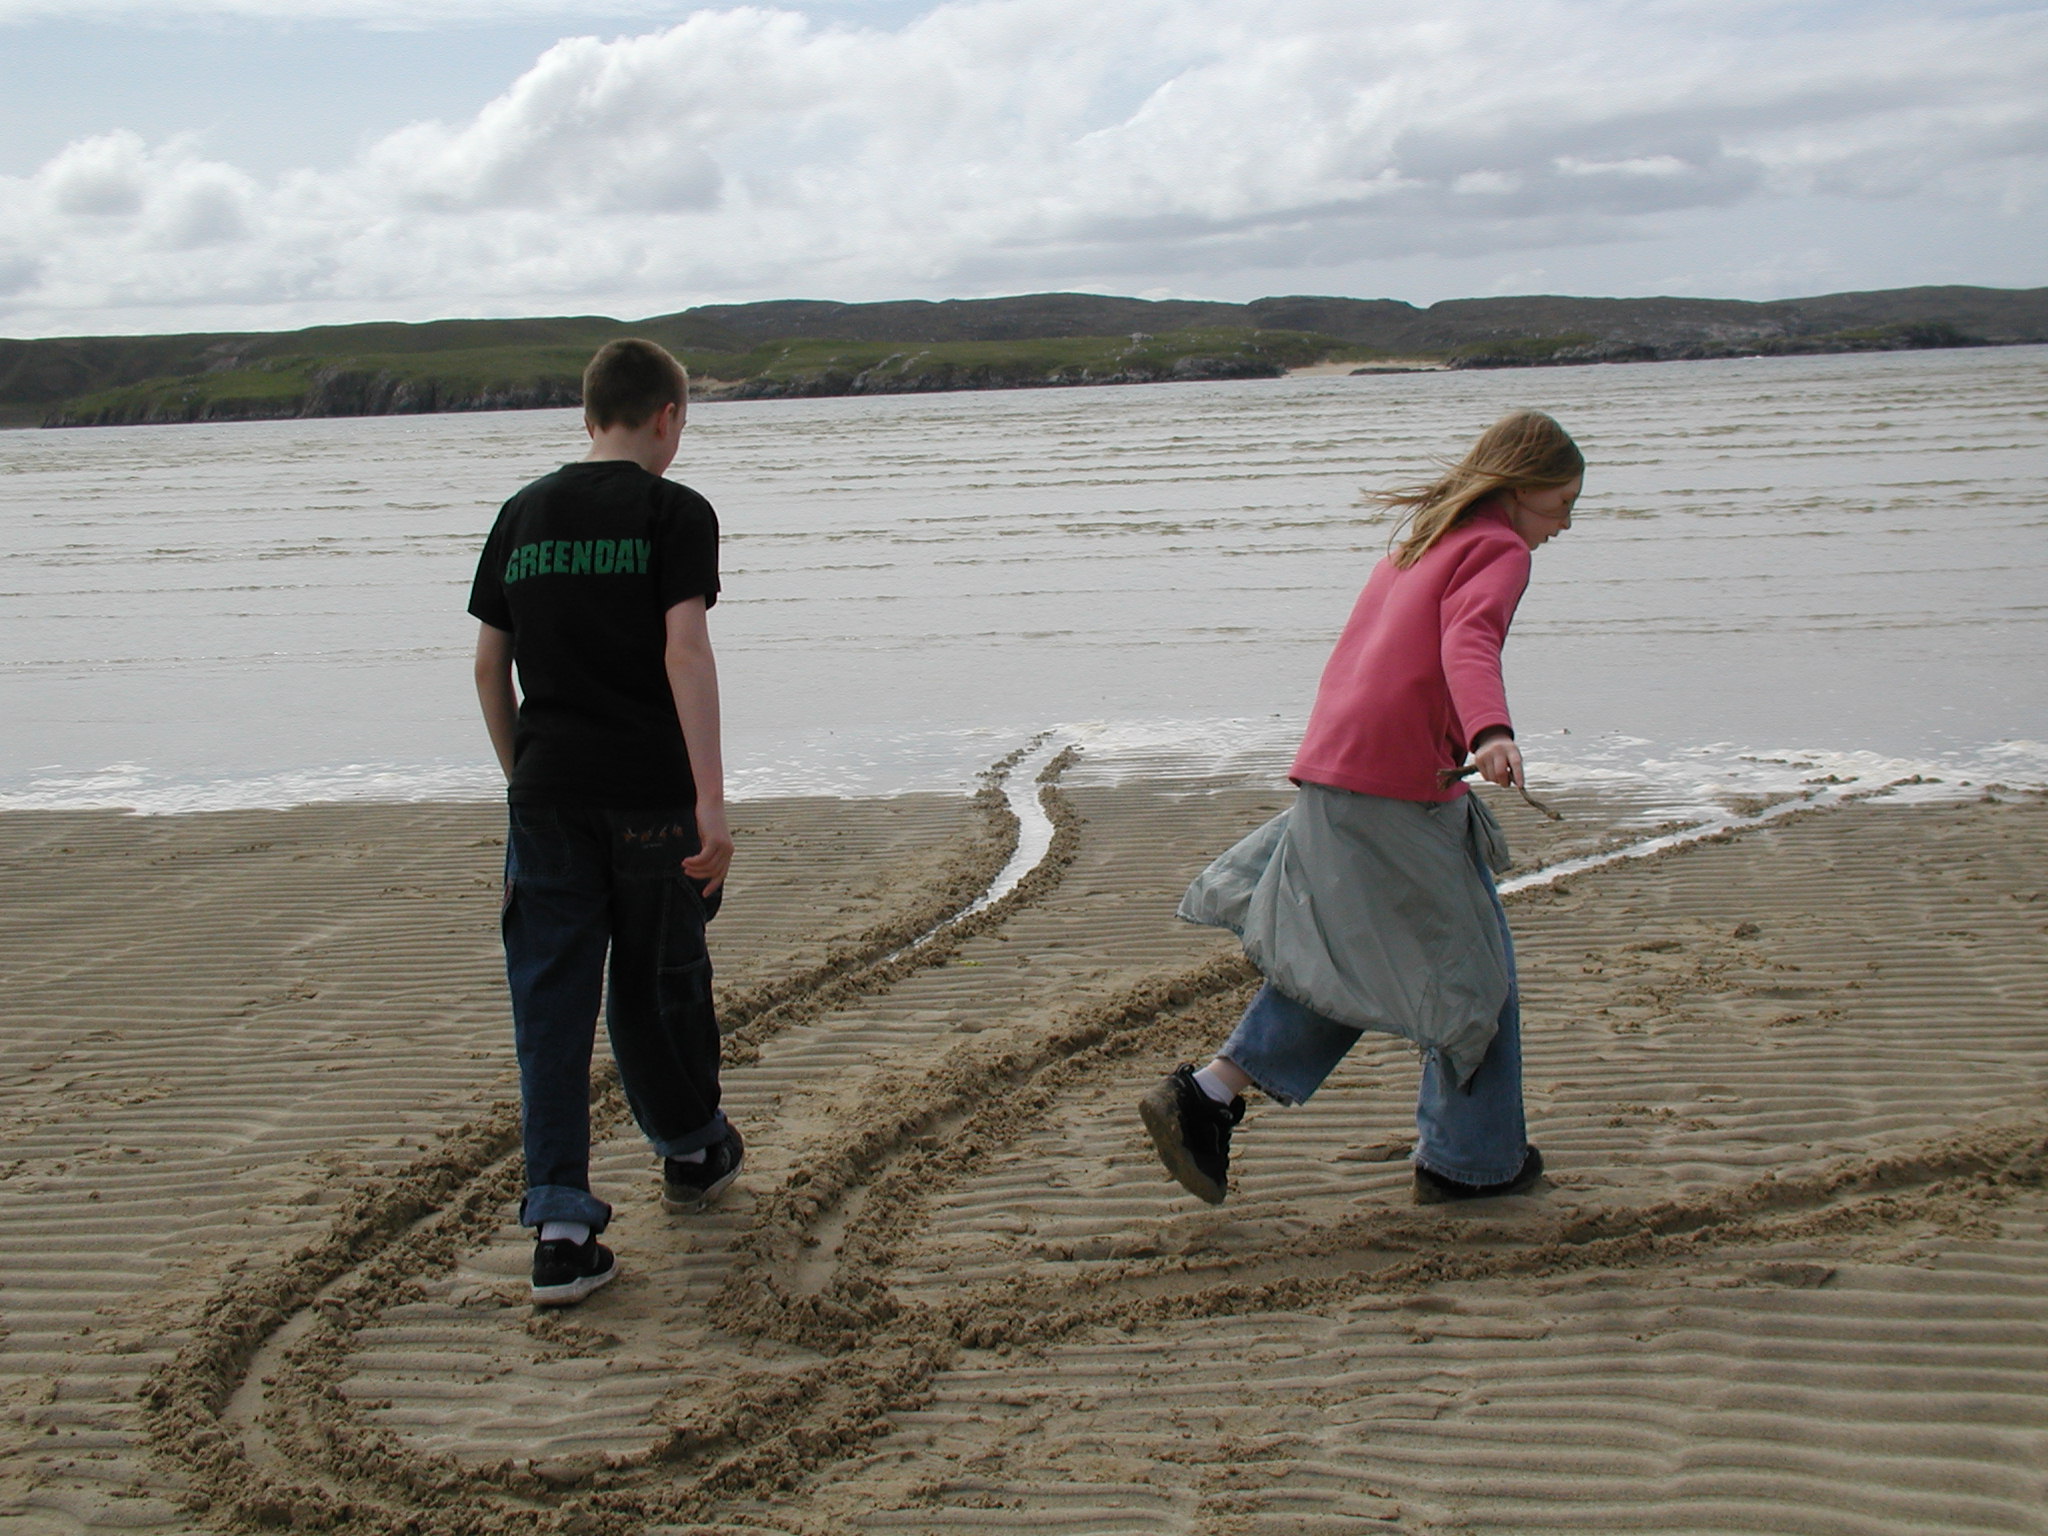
[4,728,2040,820]
[1537,735,2048,821]
[1057,720,2048,822]
[0,760,508,816]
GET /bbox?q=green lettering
[554,541,572,573]
[634,539,651,573]
[535,542,553,576]
[593,539,615,574]
[504,552,520,585]
[518,544,538,581]
[570,540,592,575]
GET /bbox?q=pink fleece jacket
[1290,502,1531,803]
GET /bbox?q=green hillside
[4,285,2042,428]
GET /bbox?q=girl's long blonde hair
[1376,410,1584,567]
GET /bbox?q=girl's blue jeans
[1216,846,1528,1187]
[502,803,730,1232]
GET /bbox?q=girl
[1140,409,1582,1205]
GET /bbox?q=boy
[469,337,742,1307]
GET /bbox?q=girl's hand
[1471,730,1523,790]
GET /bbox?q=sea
[3,345,2044,822]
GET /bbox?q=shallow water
[2,345,2044,817]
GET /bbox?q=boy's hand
[685,802,733,893]
[1471,729,1523,790]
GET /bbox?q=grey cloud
[399,143,725,215]
[0,248,43,295]
[987,197,1646,288]
[1392,113,1744,181]
[53,175,143,217]
[152,175,254,248]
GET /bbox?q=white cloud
[3,0,2045,335]
[28,131,259,250]
[40,131,153,217]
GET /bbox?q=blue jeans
[1216,848,1527,1187]
[502,803,729,1231]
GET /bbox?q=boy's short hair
[582,338,688,430]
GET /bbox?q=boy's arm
[664,597,733,893]
[473,621,518,779]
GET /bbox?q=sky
[2,0,2045,339]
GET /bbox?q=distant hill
[3,285,2042,428]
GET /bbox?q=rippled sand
[2,770,2045,1534]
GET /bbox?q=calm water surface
[2,346,2044,815]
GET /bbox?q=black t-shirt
[467,460,719,809]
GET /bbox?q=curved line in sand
[148,738,1086,1529]
[960,735,1067,917]
[1495,782,1888,898]
[883,732,1070,964]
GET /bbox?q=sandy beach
[2,764,2045,1535]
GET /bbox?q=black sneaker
[1138,1064,1244,1205]
[530,1234,617,1306]
[1413,1145,1545,1205]
[661,1121,745,1213]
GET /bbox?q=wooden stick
[1437,763,1564,822]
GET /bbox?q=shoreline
[6,724,2042,827]
[19,334,2038,430]
[3,774,2045,1532]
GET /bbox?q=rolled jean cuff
[519,1184,612,1233]
[1218,983,1364,1107]
[1413,1150,1527,1187]
[650,1109,728,1160]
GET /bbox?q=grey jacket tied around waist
[1178,783,1513,1087]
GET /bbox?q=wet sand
[2,769,2045,1535]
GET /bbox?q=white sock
[539,1221,590,1246]
[672,1147,708,1164]
[1191,1065,1237,1105]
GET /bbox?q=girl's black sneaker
[1413,1145,1545,1205]
[530,1234,617,1306]
[1138,1064,1245,1205]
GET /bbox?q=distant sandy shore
[3,772,2045,1535]
[1285,357,1449,377]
